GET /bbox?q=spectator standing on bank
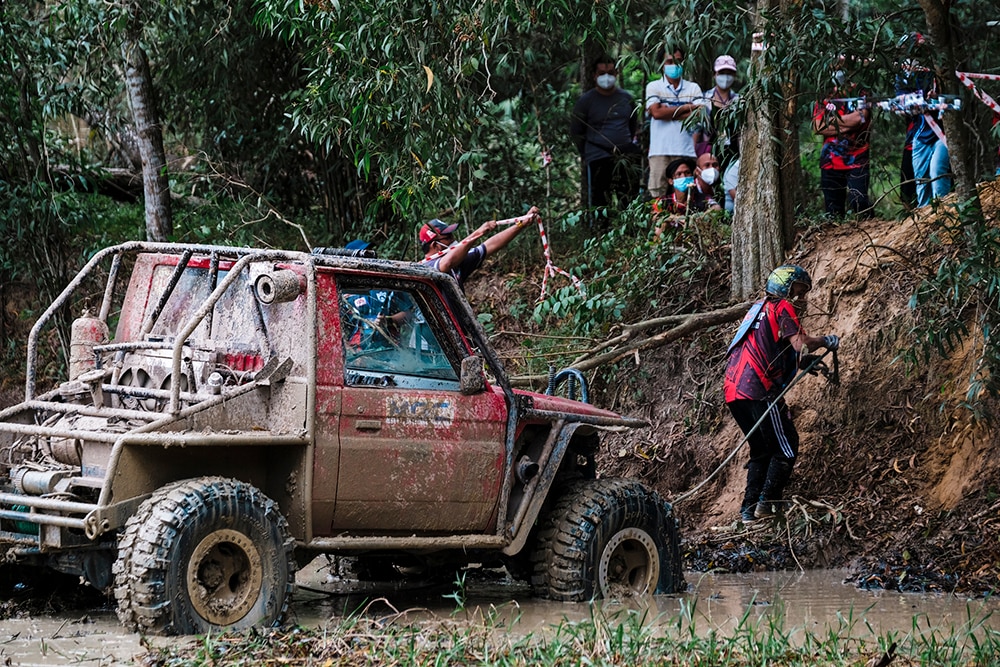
[893,34,931,208]
[570,55,640,222]
[812,67,872,218]
[694,55,741,166]
[725,265,840,522]
[911,82,952,208]
[645,45,704,199]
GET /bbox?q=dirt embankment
[593,181,1000,594]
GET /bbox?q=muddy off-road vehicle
[0,242,682,634]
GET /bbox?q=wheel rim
[598,527,659,598]
[187,528,263,625]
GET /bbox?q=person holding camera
[645,45,704,199]
[812,66,872,218]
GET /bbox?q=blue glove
[822,334,840,351]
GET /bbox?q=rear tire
[114,477,295,635]
[530,478,683,601]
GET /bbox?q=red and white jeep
[0,242,682,634]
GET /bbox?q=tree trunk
[917,0,978,205]
[730,3,785,301]
[510,301,751,387]
[778,0,802,248]
[123,14,171,242]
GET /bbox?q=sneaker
[754,501,776,519]
[740,505,758,522]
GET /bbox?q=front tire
[114,477,295,635]
[530,478,683,601]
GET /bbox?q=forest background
[2,0,1000,411]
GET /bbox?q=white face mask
[715,74,735,90]
[700,167,719,185]
[596,73,617,90]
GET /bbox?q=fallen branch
[511,301,751,387]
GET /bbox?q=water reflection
[296,565,1000,641]
[0,567,996,665]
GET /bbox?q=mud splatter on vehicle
[0,242,683,635]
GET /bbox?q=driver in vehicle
[341,289,413,352]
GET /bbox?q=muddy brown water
[3,564,999,665]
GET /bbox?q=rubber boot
[741,460,768,522]
[756,458,794,519]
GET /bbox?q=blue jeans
[912,136,951,207]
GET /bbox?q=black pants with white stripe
[727,398,800,508]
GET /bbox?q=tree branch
[511,302,752,387]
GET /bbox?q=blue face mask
[673,176,694,193]
[664,63,683,80]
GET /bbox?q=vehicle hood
[513,389,624,419]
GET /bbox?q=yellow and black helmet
[765,264,812,298]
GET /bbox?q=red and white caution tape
[534,216,586,302]
[956,71,1000,115]
[957,71,1000,83]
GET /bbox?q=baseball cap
[345,239,370,251]
[713,55,737,73]
[418,218,459,244]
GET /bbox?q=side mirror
[460,355,486,395]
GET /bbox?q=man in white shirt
[645,45,704,198]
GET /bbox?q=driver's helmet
[765,264,812,298]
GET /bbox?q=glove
[822,334,840,351]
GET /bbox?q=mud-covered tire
[530,478,683,601]
[113,477,296,635]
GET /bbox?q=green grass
[143,600,1000,666]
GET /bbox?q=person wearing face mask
[652,157,696,240]
[570,54,640,224]
[694,55,741,166]
[725,264,840,522]
[645,45,705,199]
[689,152,724,212]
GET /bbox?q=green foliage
[252,0,641,221]
[4,0,1000,409]
[905,199,1000,404]
[486,200,732,381]
[533,201,730,335]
